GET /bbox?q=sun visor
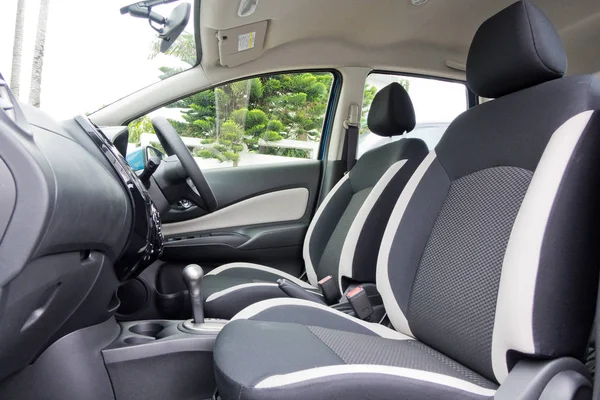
[217,20,268,67]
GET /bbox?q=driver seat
[202,83,429,319]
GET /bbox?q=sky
[0,0,466,123]
[0,0,192,119]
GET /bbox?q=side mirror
[125,146,164,172]
[145,146,165,164]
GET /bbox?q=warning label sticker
[238,32,256,52]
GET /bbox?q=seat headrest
[466,0,567,98]
[367,82,416,136]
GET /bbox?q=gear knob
[182,264,204,323]
[182,264,204,296]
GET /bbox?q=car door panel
[162,187,309,236]
[204,160,321,211]
[125,161,321,320]
[161,220,308,271]
[159,160,321,272]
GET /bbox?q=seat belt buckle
[317,275,341,305]
[346,286,374,320]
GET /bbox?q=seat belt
[341,103,360,172]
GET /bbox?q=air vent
[0,78,16,121]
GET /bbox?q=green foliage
[212,121,246,166]
[246,109,268,128]
[149,72,336,166]
[262,130,283,142]
[128,116,154,144]
[285,92,307,105]
[152,37,354,166]
[250,78,264,100]
[194,149,215,159]
[230,108,248,126]
[222,151,240,164]
[261,147,311,159]
[266,119,284,132]
[150,32,196,66]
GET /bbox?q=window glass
[1,0,196,119]
[358,73,467,158]
[127,72,334,170]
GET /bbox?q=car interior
[1,0,600,399]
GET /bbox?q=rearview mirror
[120,0,191,53]
[159,3,191,52]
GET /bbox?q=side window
[128,72,335,169]
[358,73,468,158]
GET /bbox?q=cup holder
[124,337,155,345]
[128,322,165,338]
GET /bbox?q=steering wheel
[151,116,218,213]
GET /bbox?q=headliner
[199,0,600,79]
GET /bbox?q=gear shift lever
[182,264,204,324]
[180,264,227,334]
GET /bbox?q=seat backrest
[303,83,428,291]
[376,0,600,385]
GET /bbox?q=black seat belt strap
[341,103,360,172]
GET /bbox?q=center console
[0,265,224,400]
[103,264,224,400]
[103,319,225,400]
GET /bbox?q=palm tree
[10,0,26,98]
[29,0,50,108]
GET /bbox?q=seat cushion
[203,263,319,319]
[214,320,498,400]
[232,298,409,339]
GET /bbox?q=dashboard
[0,80,163,381]
[75,116,164,280]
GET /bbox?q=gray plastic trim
[104,319,218,400]
[0,318,119,400]
[0,157,16,243]
[103,320,220,364]
[164,233,249,249]
[539,370,592,400]
[163,220,308,251]
[494,358,591,400]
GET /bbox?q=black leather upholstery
[466,0,567,98]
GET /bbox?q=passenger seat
[213,1,600,399]
[201,83,429,319]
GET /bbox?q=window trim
[366,69,475,111]
[358,70,472,156]
[318,72,343,160]
[124,69,342,161]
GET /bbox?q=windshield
[0,0,196,120]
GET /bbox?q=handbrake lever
[277,279,328,305]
